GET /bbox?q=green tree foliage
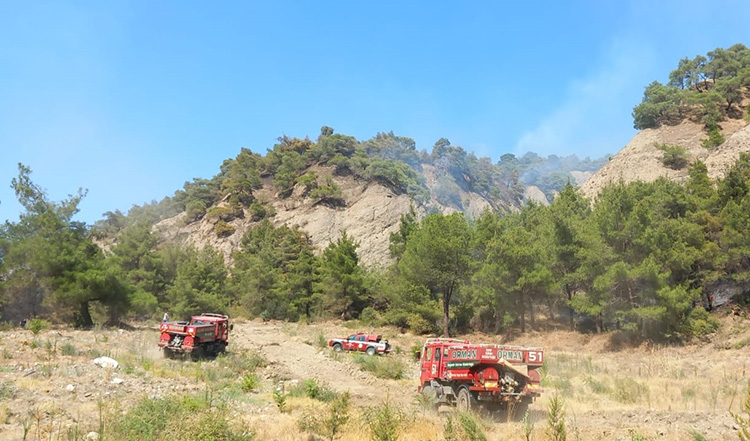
[108,221,163,316]
[231,220,318,320]
[0,164,129,326]
[656,143,689,170]
[316,232,369,319]
[165,245,228,319]
[399,213,473,336]
[636,43,750,131]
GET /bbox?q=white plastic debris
[93,356,119,369]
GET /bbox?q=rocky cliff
[580,118,750,201]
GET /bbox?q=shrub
[732,381,750,441]
[545,393,567,441]
[364,397,404,441]
[353,355,406,380]
[288,378,338,402]
[214,220,235,238]
[241,373,259,392]
[310,177,344,206]
[297,391,351,440]
[107,394,254,441]
[27,319,49,335]
[612,377,648,404]
[185,199,207,222]
[656,143,689,170]
[701,127,725,148]
[60,343,77,356]
[444,411,487,441]
[273,385,288,413]
[249,200,267,221]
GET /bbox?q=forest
[2,149,749,342]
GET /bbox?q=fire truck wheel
[456,387,475,412]
[333,343,342,352]
[366,346,376,356]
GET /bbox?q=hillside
[104,132,604,267]
[580,117,750,200]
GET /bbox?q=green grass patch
[612,377,649,404]
[106,393,254,441]
[352,354,406,380]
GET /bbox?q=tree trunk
[595,312,602,334]
[566,285,575,331]
[79,301,94,328]
[528,295,536,329]
[442,293,451,337]
[519,292,526,333]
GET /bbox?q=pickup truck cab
[328,333,391,356]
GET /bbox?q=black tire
[456,387,475,412]
[509,400,530,421]
[333,343,343,352]
[366,346,376,356]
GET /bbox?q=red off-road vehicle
[417,338,543,415]
[158,313,231,358]
[328,333,391,355]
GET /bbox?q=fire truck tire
[456,387,475,412]
[422,385,439,409]
[333,343,343,352]
[509,400,529,420]
[366,346,376,356]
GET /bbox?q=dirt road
[0,315,747,440]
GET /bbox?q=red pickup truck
[328,333,391,356]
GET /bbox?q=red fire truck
[158,313,231,358]
[418,338,544,415]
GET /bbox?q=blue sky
[2,0,749,225]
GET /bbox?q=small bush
[273,385,288,413]
[241,373,260,392]
[185,199,207,222]
[731,381,750,440]
[27,319,49,335]
[364,397,404,441]
[701,127,725,148]
[249,200,267,221]
[289,378,338,402]
[444,411,487,441]
[107,394,254,441]
[612,377,648,404]
[584,375,610,395]
[353,355,405,380]
[297,391,351,440]
[656,143,689,170]
[214,220,236,238]
[60,343,77,356]
[545,393,567,441]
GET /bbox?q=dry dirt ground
[0,310,748,441]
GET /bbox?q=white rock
[111,378,124,384]
[65,384,75,392]
[85,432,99,440]
[93,357,119,369]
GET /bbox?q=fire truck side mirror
[414,350,422,361]
[229,324,234,331]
